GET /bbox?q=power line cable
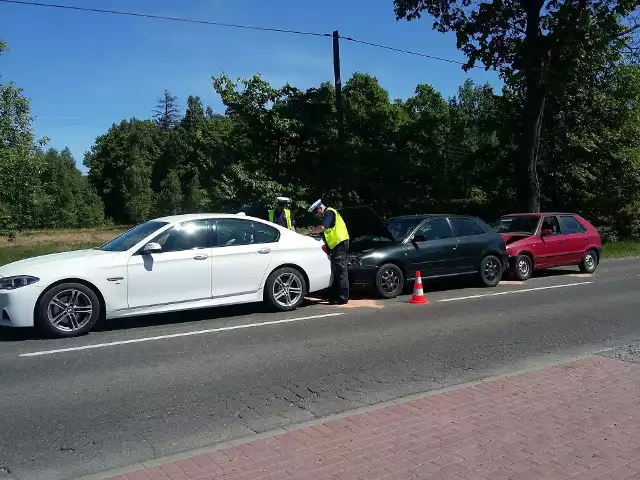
[341,36,468,66]
[0,0,331,37]
[0,0,471,66]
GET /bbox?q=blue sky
[1,0,501,171]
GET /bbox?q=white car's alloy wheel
[272,272,304,308]
[264,267,307,311]
[47,289,95,332]
[37,282,101,337]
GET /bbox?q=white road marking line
[439,281,594,303]
[19,313,346,358]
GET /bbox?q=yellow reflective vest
[269,208,294,231]
[323,207,349,249]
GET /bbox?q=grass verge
[0,227,125,266]
[602,241,640,259]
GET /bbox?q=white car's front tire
[36,282,101,338]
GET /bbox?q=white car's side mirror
[142,242,162,254]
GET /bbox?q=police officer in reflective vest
[308,199,350,305]
[269,197,295,231]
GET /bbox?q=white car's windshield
[97,220,169,252]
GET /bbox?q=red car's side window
[541,216,560,235]
[559,215,587,235]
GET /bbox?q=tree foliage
[153,89,181,131]
[1,41,104,235]
[394,0,640,212]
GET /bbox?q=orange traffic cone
[409,271,429,304]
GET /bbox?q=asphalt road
[1,259,640,480]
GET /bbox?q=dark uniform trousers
[329,240,350,303]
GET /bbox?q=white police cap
[276,196,291,203]
[308,199,323,213]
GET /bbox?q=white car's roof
[155,213,257,223]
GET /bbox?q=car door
[558,215,590,263]
[406,217,460,277]
[536,215,566,267]
[209,218,278,298]
[449,216,492,272]
[126,219,213,308]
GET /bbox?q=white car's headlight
[0,275,40,290]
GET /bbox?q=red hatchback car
[492,213,602,280]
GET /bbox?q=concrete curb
[74,347,613,480]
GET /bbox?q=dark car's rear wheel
[375,264,404,299]
[512,254,533,281]
[579,250,599,273]
[479,255,502,287]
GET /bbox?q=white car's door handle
[258,248,271,254]
[193,254,209,260]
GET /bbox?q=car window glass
[451,217,486,237]
[541,216,561,235]
[492,216,540,235]
[415,218,453,241]
[153,220,210,252]
[384,217,424,242]
[99,220,168,251]
[559,215,586,234]
[216,219,278,247]
[254,222,279,244]
[216,219,254,247]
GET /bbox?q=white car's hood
[0,249,121,277]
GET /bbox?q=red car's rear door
[557,215,590,263]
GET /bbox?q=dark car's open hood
[338,206,395,244]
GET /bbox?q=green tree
[155,168,183,216]
[0,41,48,233]
[37,148,104,228]
[85,119,162,223]
[153,89,181,131]
[394,0,640,212]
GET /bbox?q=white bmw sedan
[0,213,332,338]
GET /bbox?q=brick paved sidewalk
[105,356,640,480]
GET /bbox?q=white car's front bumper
[0,285,43,327]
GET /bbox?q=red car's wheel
[512,254,533,281]
[579,250,598,273]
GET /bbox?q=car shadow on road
[0,326,38,342]
[534,267,581,278]
[0,296,336,341]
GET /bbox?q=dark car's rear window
[450,217,487,237]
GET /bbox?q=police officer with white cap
[308,199,350,305]
[269,196,295,231]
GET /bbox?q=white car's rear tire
[264,267,307,311]
[36,282,101,338]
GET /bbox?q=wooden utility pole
[332,30,345,140]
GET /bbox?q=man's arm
[309,210,335,235]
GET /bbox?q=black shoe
[329,299,348,305]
